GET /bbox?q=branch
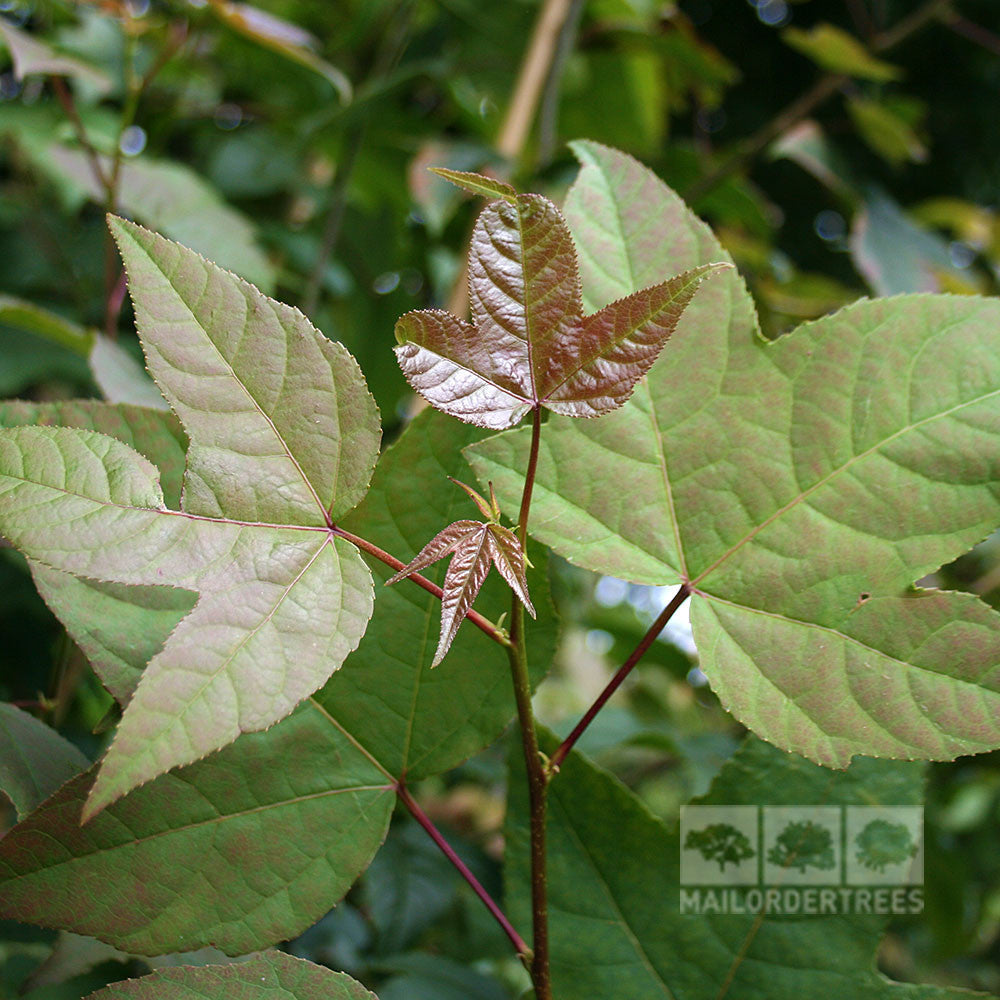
[395,781,531,962]
[50,77,107,191]
[547,583,692,774]
[496,0,575,160]
[302,127,363,317]
[683,74,844,204]
[104,21,189,337]
[683,0,951,204]
[303,1,416,316]
[940,8,1000,56]
[331,525,512,648]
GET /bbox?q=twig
[940,9,1000,56]
[396,781,531,962]
[103,20,189,337]
[303,1,414,317]
[547,583,692,773]
[683,74,844,204]
[682,0,951,204]
[331,525,512,647]
[844,0,877,40]
[496,0,575,160]
[50,77,107,191]
[536,0,586,167]
[870,0,949,52]
[303,127,363,317]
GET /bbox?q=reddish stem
[395,782,531,962]
[506,405,551,998]
[548,583,692,773]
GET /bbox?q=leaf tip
[428,167,517,203]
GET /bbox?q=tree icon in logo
[684,823,755,872]
[767,819,836,873]
[854,818,918,873]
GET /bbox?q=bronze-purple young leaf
[387,516,534,666]
[485,525,534,617]
[385,520,484,585]
[394,170,729,428]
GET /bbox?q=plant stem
[506,405,551,999]
[395,781,531,963]
[331,525,511,647]
[303,1,415,317]
[517,407,542,549]
[50,77,107,190]
[104,22,188,335]
[302,126,363,318]
[536,0,586,167]
[547,583,692,774]
[682,74,844,204]
[940,8,1000,56]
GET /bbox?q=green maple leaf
[469,141,1000,766]
[85,952,376,999]
[508,733,987,1000]
[0,218,382,819]
[0,407,557,956]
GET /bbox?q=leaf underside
[0,218,383,818]
[0,408,557,956]
[395,170,728,429]
[468,141,1000,766]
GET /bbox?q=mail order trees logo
[679,805,923,915]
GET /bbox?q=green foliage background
[1,0,999,996]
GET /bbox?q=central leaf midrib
[1,464,332,537]
[0,780,394,882]
[540,272,704,404]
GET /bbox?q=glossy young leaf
[316,408,557,780]
[394,171,728,429]
[84,952,377,1000]
[388,505,534,666]
[469,142,1000,766]
[0,703,89,818]
[0,221,382,818]
[508,732,986,1000]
